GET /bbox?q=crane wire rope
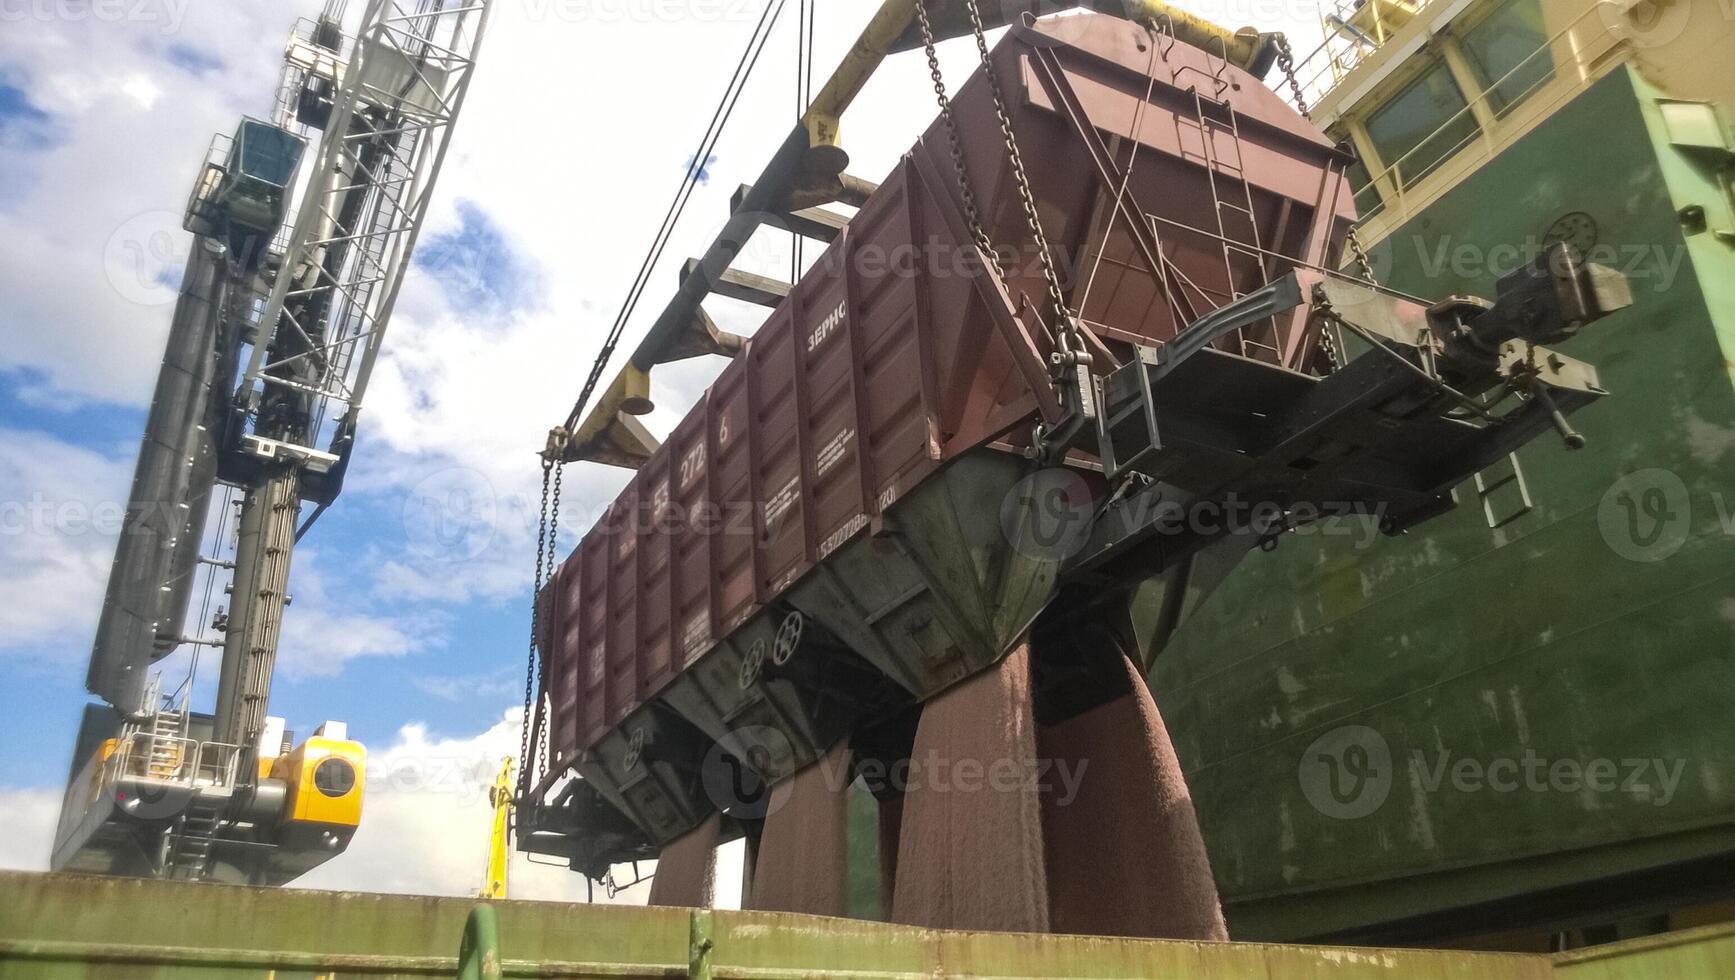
[558,0,788,442]
[520,0,788,803]
[792,0,814,282]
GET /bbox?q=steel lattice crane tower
[54,0,492,885]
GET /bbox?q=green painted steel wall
[1553,922,1735,979]
[1155,66,1735,942]
[0,871,1564,978]
[4,871,1729,978]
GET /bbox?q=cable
[527,0,785,791]
[792,0,814,282]
[561,0,787,435]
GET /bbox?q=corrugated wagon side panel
[710,366,757,633]
[550,557,581,762]
[606,490,641,727]
[904,151,1048,459]
[636,450,675,699]
[851,168,938,507]
[750,305,810,597]
[798,255,867,558]
[578,526,610,749]
[669,394,715,669]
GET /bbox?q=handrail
[1357,4,1615,226]
[1288,0,1424,107]
[1303,1,1623,239]
[103,732,246,790]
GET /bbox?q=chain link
[1275,35,1378,288]
[959,0,1078,352]
[518,428,567,797]
[540,456,564,784]
[1275,32,1375,369]
[1275,35,1310,122]
[1318,316,1343,370]
[914,0,1002,280]
[1344,226,1378,283]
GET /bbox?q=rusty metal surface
[748,744,852,918]
[1038,649,1226,941]
[890,645,1050,934]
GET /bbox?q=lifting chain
[914,0,1001,279]
[541,456,563,784]
[1274,34,1310,121]
[961,0,1079,354]
[1343,228,1379,285]
[1275,33,1375,371]
[1276,34,1377,286]
[518,427,568,797]
[914,0,1081,359]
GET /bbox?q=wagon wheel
[738,638,768,689]
[772,610,803,666]
[623,727,645,772]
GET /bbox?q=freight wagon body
[537,15,1361,852]
[527,12,1625,869]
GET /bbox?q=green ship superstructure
[1155,0,1735,947]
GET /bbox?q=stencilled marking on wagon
[764,475,799,530]
[681,613,710,659]
[815,426,854,477]
[807,299,848,354]
[680,442,706,488]
[820,514,869,558]
[877,484,899,513]
[586,644,605,685]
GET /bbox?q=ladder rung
[1478,473,1520,495]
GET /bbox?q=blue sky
[0,37,561,787]
[0,175,536,793]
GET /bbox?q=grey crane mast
[56,0,492,885]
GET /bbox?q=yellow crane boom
[482,758,513,900]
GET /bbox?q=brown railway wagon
[542,16,1362,847]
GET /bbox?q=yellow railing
[1333,1,1627,242]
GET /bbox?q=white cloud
[0,428,131,659]
[413,671,519,703]
[273,549,430,679]
[0,787,59,873]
